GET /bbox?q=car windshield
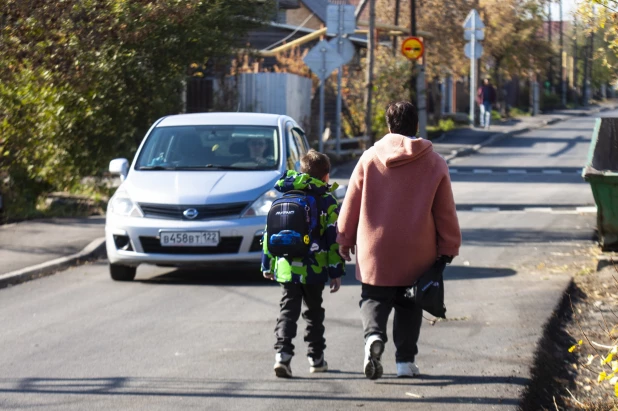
[135,125,280,171]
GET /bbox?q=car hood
[120,170,281,205]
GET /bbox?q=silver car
[105,112,311,281]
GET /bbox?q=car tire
[110,264,137,281]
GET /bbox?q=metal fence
[237,73,312,130]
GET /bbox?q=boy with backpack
[261,149,345,378]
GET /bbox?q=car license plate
[159,231,220,247]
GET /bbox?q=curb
[0,237,107,289]
[443,105,618,164]
[596,254,617,271]
[519,279,578,410]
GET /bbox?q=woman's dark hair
[385,101,419,137]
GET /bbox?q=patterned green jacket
[261,170,345,284]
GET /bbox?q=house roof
[299,0,370,44]
[301,0,330,23]
[302,0,372,24]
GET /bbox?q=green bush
[438,118,456,132]
[0,0,272,222]
[541,93,562,110]
[509,107,531,117]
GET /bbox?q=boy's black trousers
[274,283,325,358]
[360,283,423,363]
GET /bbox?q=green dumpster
[583,117,618,251]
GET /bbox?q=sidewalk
[0,217,106,287]
[331,101,618,181]
[1,101,617,289]
[434,101,618,162]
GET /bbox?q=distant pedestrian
[336,101,461,380]
[261,149,345,378]
[477,78,497,129]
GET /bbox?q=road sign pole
[335,5,344,157]
[469,16,476,126]
[319,80,325,153]
[417,54,427,139]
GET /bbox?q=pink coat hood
[336,133,461,286]
[374,133,434,168]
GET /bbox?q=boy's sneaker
[363,335,385,380]
[308,355,328,373]
[274,352,293,378]
[396,362,420,378]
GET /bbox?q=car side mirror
[109,158,129,181]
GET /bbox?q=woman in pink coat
[337,101,461,380]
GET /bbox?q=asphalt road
[0,111,612,411]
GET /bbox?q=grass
[509,107,531,117]
[1,181,111,224]
[427,118,459,140]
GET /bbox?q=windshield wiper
[138,165,176,170]
[175,164,262,170]
[139,164,273,171]
[168,165,239,170]
[205,164,275,170]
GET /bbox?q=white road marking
[523,207,554,213]
[575,206,597,213]
[471,207,501,212]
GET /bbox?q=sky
[548,0,579,21]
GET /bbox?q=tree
[576,0,618,93]
[376,0,470,79]
[479,0,553,112]
[0,0,273,219]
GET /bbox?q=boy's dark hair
[385,101,419,137]
[300,149,331,180]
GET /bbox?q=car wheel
[110,264,137,281]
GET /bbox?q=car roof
[156,112,287,127]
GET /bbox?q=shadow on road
[136,263,516,285]
[444,266,516,281]
[376,373,528,387]
[462,228,594,245]
[138,266,272,286]
[0,376,520,405]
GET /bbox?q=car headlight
[109,193,143,217]
[242,189,282,217]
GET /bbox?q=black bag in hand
[405,257,448,319]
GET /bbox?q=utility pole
[589,27,594,102]
[365,0,375,143]
[573,17,578,99]
[560,0,566,106]
[392,0,401,56]
[548,0,553,91]
[410,0,417,102]
[582,30,589,106]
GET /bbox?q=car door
[285,122,302,171]
[291,126,310,156]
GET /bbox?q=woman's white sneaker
[396,362,420,378]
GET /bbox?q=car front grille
[139,236,243,254]
[249,235,262,252]
[138,202,249,220]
